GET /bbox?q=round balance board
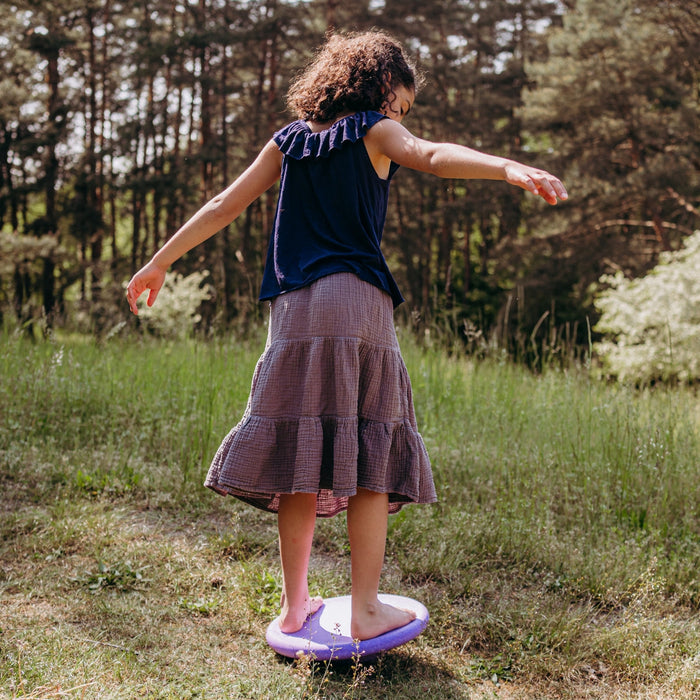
[266,594,429,661]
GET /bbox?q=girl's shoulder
[273,111,388,161]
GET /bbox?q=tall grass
[400,332,700,606]
[2,328,700,698]
[0,330,264,503]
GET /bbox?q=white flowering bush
[594,231,700,383]
[135,270,214,339]
[0,230,62,276]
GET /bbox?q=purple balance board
[266,594,429,661]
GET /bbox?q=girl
[126,31,567,642]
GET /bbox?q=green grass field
[2,330,699,699]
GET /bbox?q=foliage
[0,230,68,328]
[0,230,63,277]
[0,0,698,363]
[134,270,214,338]
[0,0,565,335]
[77,560,150,593]
[594,230,700,384]
[511,0,700,343]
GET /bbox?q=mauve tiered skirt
[205,273,436,517]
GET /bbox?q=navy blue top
[259,110,404,308]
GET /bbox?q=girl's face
[383,84,415,123]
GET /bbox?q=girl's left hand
[504,163,568,205]
[126,261,166,315]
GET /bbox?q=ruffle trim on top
[273,110,387,160]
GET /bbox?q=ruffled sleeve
[273,111,388,160]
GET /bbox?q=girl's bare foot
[350,600,416,640]
[279,593,324,633]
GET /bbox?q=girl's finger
[536,177,567,204]
[542,175,567,202]
[535,181,553,197]
[126,280,141,315]
[127,290,138,315]
[522,176,539,195]
[554,181,568,200]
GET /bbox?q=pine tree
[515,0,700,340]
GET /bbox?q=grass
[1,328,700,698]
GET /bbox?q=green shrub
[594,230,700,383]
[135,270,214,339]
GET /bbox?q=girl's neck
[305,111,355,132]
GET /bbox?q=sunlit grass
[1,329,700,698]
[0,331,264,504]
[402,334,700,607]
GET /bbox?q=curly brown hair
[287,31,421,122]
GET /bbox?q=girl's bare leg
[277,493,324,633]
[347,488,416,640]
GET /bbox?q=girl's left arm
[366,119,568,205]
[127,140,282,314]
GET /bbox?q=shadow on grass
[272,646,467,699]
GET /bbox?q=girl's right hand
[126,261,167,315]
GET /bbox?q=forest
[1,0,698,359]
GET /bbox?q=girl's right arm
[126,140,282,315]
[365,119,568,205]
